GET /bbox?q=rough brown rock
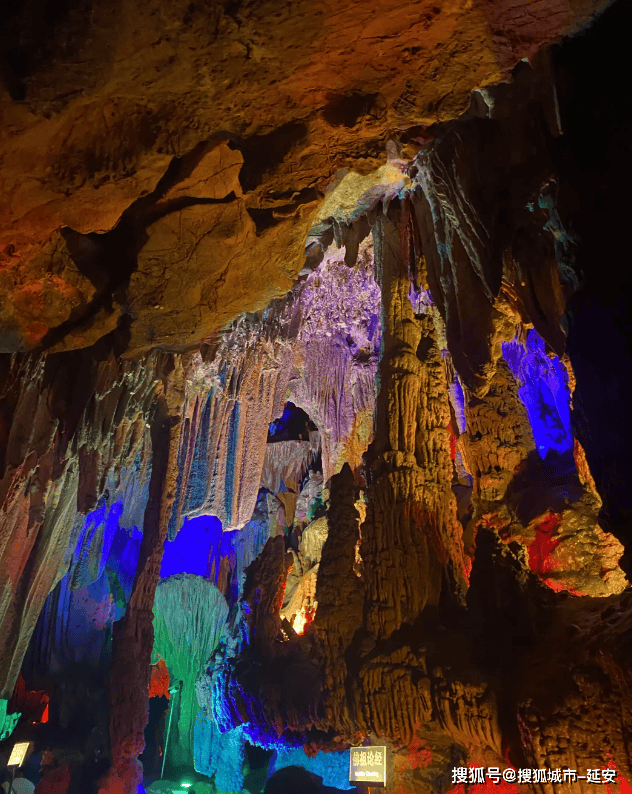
[109,370,183,794]
[0,0,610,354]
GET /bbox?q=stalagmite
[363,200,468,640]
[312,464,364,737]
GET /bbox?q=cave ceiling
[0,0,608,355]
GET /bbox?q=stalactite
[180,341,294,530]
[289,246,381,483]
[410,67,577,394]
[260,436,320,496]
[0,348,157,699]
[414,135,504,393]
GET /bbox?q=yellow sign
[7,741,30,767]
[349,746,387,786]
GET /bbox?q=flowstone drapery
[193,712,246,793]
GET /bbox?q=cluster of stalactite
[0,345,164,701]
[200,61,632,793]
[2,46,632,794]
[167,243,380,533]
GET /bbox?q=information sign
[349,746,387,786]
[7,741,30,767]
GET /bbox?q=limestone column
[362,198,468,641]
[108,360,183,794]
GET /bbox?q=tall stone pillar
[363,199,468,640]
[108,361,183,794]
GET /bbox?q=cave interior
[1,0,632,793]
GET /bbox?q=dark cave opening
[552,0,632,563]
[268,402,318,444]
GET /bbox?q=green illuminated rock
[153,574,229,770]
[0,698,20,741]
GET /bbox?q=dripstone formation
[1,1,632,793]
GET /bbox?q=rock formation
[1,1,632,793]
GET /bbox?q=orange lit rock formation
[1,3,632,794]
[0,0,610,354]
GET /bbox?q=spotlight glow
[291,601,318,635]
